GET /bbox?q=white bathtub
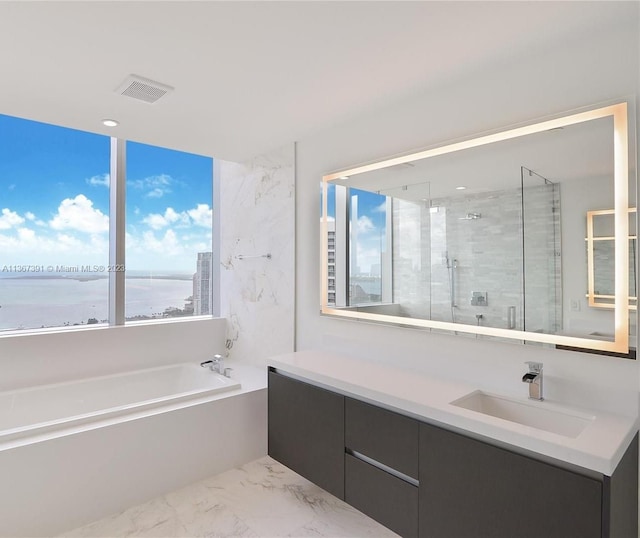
[0,363,240,444]
[0,362,266,537]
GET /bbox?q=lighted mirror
[321,103,634,356]
[587,208,637,310]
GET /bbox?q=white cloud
[141,229,182,255]
[373,201,387,213]
[143,213,171,230]
[142,207,190,230]
[49,194,109,233]
[187,204,212,228]
[0,208,25,230]
[0,226,108,266]
[146,188,165,199]
[0,196,212,271]
[129,174,174,198]
[17,227,36,242]
[126,222,212,269]
[86,173,110,188]
[356,215,375,234]
[357,244,382,271]
[192,241,211,251]
[142,204,211,230]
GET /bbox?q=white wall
[0,318,226,391]
[219,144,296,366]
[296,19,640,417]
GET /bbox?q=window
[125,141,213,322]
[0,113,214,333]
[322,183,392,308]
[0,114,110,331]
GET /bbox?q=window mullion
[109,138,126,326]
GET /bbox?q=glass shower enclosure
[325,167,562,335]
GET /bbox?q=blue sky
[0,113,213,271]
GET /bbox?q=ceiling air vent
[115,75,174,104]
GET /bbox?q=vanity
[267,351,638,538]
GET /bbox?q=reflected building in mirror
[327,220,336,306]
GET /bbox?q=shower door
[521,168,562,335]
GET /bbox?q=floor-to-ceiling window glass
[125,141,213,321]
[0,114,110,331]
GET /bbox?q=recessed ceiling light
[102,119,119,127]
[339,176,350,180]
[456,186,467,190]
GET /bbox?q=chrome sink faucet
[201,354,224,374]
[522,361,543,401]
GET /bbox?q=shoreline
[0,274,193,282]
[0,276,197,331]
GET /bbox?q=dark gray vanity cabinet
[345,398,419,538]
[419,423,601,538]
[268,369,638,538]
[419,423,639,538]
[267,369,345,499]
[345,398,419,478]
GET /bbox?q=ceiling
[0,1,635,162]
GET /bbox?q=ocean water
[0,276,194,330]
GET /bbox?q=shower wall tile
[218,144,295,364]
[392,185,560,332]
[393,199,431,319]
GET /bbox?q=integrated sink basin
[451,391,595,438]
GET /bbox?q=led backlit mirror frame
[321,103,630,354]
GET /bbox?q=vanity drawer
[419,422,603,538]
[345,397,419,479]
[345,453,418,538]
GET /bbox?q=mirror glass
[587,209,637,309]
[321,103,634,356]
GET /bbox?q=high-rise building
[327,220,336,306]
[193,252,213,315]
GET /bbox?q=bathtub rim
[0,361,224,397]
[0,362,257,452]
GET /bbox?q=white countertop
[268,350,638,476]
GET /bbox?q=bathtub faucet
[200,354,224,375]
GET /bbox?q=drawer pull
[346,448,420,487]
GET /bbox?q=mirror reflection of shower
[521,165,561,335]
[445,252,458,322]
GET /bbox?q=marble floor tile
[59,456,398,538]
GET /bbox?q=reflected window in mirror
[587,208,637,310]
